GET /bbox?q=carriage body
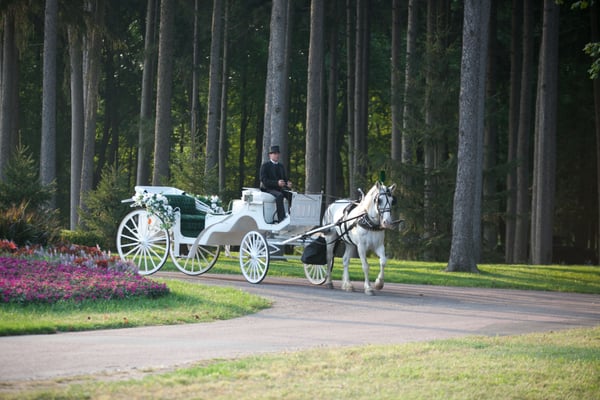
[116,185,326,283]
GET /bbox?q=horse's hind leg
[324,236,336,290]
[341,245,355,292]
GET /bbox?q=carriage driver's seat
[260,191,289,223]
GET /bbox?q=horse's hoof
[325,282,334,290]
[365,288,375,296]
[341,283,354,292]
[374,280,384,290]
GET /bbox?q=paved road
[1,272,599,383]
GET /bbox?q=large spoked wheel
[171,239,220,276]
[304,263,328,285]
[239,231,270,284]
[116,209,170,275]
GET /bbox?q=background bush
[0,146,60,246]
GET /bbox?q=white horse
[322,181,397,295]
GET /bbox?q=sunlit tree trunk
[137,0,157,186]
[401,0,418,165]
[530,0,559,265]
[390,0,402,161]
[205,0,223,184]
[326,0,341,202]
[447,0,490,272]
[262,0,289,163]
[0,11,18,179]
[80,0,104,208]
[592,2,600,266]
[504,0,522,263]
[513,0,533,263]
[40,0,57,208]
[353,0,369,188]
[346,0,355,195]
[152,0,175,185]
[68,26,84,229]
[305,0,324,193]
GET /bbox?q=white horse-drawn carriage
[116,181,397,294]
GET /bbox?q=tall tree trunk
[401,0,418,165]
[504,0,522,263]
[346,0,355,195]
[152,0,175,185]
[137,0,157,186]
[0,11,18,179]
[68,26,84,229]
[592,2,600,266]
[390,0,402,161]
[326,0,340,203]
[305,0,325,193]
[190,0,200,160]
[205,0,223,183]
[353,0,369,188]
[513,0,533,263]
[218,0,229,193]
[483,0,498,255]
[447,0,490,272]
[530,0,559,265]
[40,0,57,209]
[262,0,289,163]
[80,0,104,208]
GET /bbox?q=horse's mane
[356,183,380,213]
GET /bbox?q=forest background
[0,0,598,268]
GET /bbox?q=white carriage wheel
[171,238,220,276]
[116,209,170,275]
[304,263,328,285]
[239,231,270,284]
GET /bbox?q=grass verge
[0,279,270,336]
[4,326,599,399]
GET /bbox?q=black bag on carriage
[301,236,327,265]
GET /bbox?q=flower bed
[0,240,169,304]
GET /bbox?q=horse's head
[364,181,397,229]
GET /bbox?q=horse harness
[334,188,394,247]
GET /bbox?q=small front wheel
[116,209,170,275]
[239,231,269,284]
[304,263,327,285]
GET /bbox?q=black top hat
[269,145,280,154]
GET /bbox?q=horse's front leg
[373,244,387,291]
[357,246,374,295]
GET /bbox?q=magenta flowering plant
[0,257,169,304]
[0,240,170,304]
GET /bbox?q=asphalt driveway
[1,272,599,383]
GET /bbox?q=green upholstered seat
[164,194,206,237]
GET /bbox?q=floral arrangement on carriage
[131,191,223,230]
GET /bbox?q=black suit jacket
[260,161,289,191]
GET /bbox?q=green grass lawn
[204,253,600,294]
[4,326,599,400]
[1,254,599,398]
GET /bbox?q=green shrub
[0,146,54,211]
[78,164,132,251]
[0,202,60,246]
[0,146,60,246]
[60,229,106,248]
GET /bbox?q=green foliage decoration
[78,164,132,251]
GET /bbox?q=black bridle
[357,187,394,231]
